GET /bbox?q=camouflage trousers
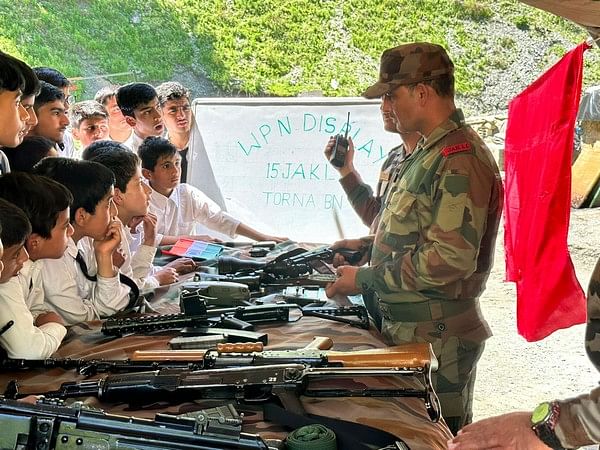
[380,299,491,435]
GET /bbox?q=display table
[0,244,453,449]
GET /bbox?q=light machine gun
[0,397,271,449]
[101,301,370,338]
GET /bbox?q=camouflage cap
[362,42,454,99]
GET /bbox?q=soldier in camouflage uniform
[448,258,600,449]
[324,96,420,329]
[326,42,503,434]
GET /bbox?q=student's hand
[94,218,123,257]
[112,246,126,268]
[330,238,369,267]
[141,213,158,246]
[94,218,123,278]
[35,311,65,327]
[187,235,223,243]
[258,234,288,244]
[447,412,551,450]
[154,267,179,285]
[325,265,361,298]
[128,216,144,233]
[324,135,356,177]
[165,257,197,275]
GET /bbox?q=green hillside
[0,0,597,113]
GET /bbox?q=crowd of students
[0,50,287,359]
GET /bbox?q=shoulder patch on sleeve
[441,142,471,157]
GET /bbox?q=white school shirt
[0,149,10,175]
[148,183,240,247]
[56,130,77,159]
[119,223,159,292]
[122,132,145,153]
[0,274,66,358]
[17,259,53,319]
[41,237,131,325]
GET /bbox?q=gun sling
[263,402,410,450]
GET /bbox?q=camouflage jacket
[556,257,600,447]
[355,109,503,303]
[340,143,407,233]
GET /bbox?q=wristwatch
[531,401,566,450]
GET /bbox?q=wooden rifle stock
[324,343,437,370]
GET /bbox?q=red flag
[504,42,590,342]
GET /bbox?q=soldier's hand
[447,412,552,450]
[330,238,369,267]
[323,136,356,177]
[325,265,361,298]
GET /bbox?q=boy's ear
[113,187,125,206]
[26,233,42,252]
[141,168,153,181]
[125,115,137,128]
[74,206,90,227]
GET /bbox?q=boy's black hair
[0,51,26,93]
[138,136,177,171]
[70,100,108,128]
[0,198,32,247]
[33,67,71,89]
[2,136,55,173]
[88,148,140,193]
[116,83,157,118]
[34,81,65,112]
[81,139,128,161]
[15,58,40,97]
[155,81,190,107]
[0,172,72,239]
[94,85,119,106]
[32,157,115,222]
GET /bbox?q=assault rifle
[0,397,271,449]
[0,341,433,376]
[6,359,441,422]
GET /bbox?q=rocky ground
[473,207,600,433]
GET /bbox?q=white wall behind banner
[187,97,399,244]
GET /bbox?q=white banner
[188,97,399,243]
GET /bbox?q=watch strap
[532,402,565,450]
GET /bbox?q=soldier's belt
[378,298,477,322]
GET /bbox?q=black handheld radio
[329,112,351,168]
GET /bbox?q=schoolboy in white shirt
[32,158,133,325]
[0,51,33,164]
[70,100,110,149]
[139,137,287,246]
[0,196,67,358]
[117,83,164,154]
[84,141,196,289]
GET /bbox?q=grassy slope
[0,0,597,103]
